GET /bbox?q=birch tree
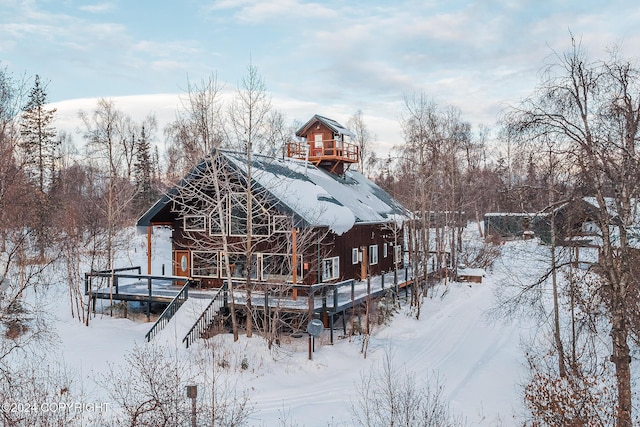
[169,152,241,340]
[397,94,472,315]
[226,63,272,338]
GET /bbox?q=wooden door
[175,250,190,277]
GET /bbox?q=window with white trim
[394,245,402,265]
[184,215,206,232]
[228,192,271,237]
[272,215,290,234]
[322,256,340,281]
[229,192,248,236]
[191,251,219,278]
[369,245,378,265]
[209,196,227,236]
[220,252,259,280]
[352,248,359,265]
[261,253,303,282]
[383,243,388,258]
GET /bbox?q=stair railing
[182,284,227,348]
[145,280,191,342]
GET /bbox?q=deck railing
[287,140,358,163]
[182,284,227,348]
[145,281,191,342]
[84,266,142,295]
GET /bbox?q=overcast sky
[2,0,639,154]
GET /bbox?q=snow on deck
[92,268,412,317]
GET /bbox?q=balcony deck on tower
[286,139,359,165]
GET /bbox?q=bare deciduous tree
[397,94,473,316]
[227,63,272,338]
[347,110,375,175]
[104,343,253,427]
[165,73,226,180]
[505,38,640,426]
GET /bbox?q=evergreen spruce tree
[133,125,157,214]
[19,75,58,259]
[20,75,58,193]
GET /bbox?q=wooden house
[137,115,409,289]
[484,199,605,268]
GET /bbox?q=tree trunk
[612,296,632,427]
[549,210,566,377]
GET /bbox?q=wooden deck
[86,268,412,311]
[85,267,414,345]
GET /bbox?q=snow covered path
[242,276,532,426]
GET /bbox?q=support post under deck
[147,277,152,321]
[147,226,152,275]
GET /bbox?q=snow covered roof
[562,197,640,249]
[137,150,409,235]
[295,114,355,139]
[582,196,640,224]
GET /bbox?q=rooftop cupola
[286,114,358,175]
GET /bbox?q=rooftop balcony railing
[287,139,359,163]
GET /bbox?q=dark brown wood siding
[169,222,404,287]
[317,223,403,283]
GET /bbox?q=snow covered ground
[32,227,546,426]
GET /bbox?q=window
[272,215,290,233]
[352,248,359,265]
[383,243,388,258]
[394,245,402,265]
[191,252,219,278]
[252,209,271,236]
[209,197,227,236]
[229,193,248,236]
[261,253,303,282]
[228,192,271,237]
[369,245,378,265]
[322,256,340,281]
[220,252,259,280]
[184,215,206,232]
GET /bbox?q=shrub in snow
[102,343,254,426]
[523,351,619,427]
[350,354,466,427]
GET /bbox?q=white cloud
[207,0,335,22]
[79,2,116,14]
